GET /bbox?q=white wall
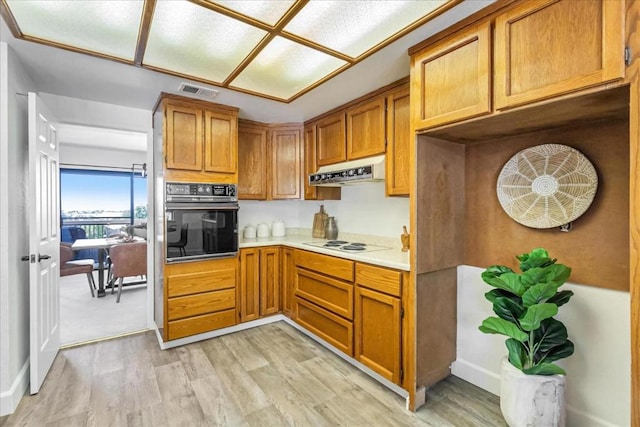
[0,42,35,416]
[454,265,630,427]
[238,182,410,239]
[60,144,146,170]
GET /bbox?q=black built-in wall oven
[165,182,238,263]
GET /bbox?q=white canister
[272,219,286,237]
[243,225,256,239]
[256,223,270,238]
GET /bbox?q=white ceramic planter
[500,357,566,427]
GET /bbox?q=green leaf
[523,363,566,376]
[519,303,558,332]
[517,248,555,272]
[542,340,575,364]
[493,297,525,323]
[543,264,571,285]
[505,338,527,370]
[483,272,526,296]
[479,317,528,342]
[533,318,568,354]
[522,281,561,308]
[547,290,574,307]
[482,265,514,279]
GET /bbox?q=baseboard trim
[0,359,29,416]
[451,358,500,396]
[155,315,284,350]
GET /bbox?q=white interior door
[28,92,60,394]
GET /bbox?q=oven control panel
[166,182,237,202]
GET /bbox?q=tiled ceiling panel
[144,1,268,83]
[230,36,348,100]
[283,0,449,58]
[1,0,459,102]
[5,0,143,61]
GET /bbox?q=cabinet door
[259,247,280,316]
[281,248,295,317]
[238,122,268,200]
[240,248,260,322]
[354,286,402,384]
[303,123,341,201]
[385,87,411,196]
[270,126,302,200]
[346,97,386,160]
[204,109,237,173]
[303,124,318,200]
[411,22,491,130]
[165,103,203,171]
[316,112,347,166]
[494,0,624,109]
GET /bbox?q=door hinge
[400,368,404,381]
[625,47,631,66]
[400,307,404,318]
[385,138,388,149]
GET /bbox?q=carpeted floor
[59,273,148,346]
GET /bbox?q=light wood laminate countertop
[239,234,410,271]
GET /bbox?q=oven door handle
[165,203,239,210]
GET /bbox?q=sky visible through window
[61,169,146,220]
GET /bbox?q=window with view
[60,168,147,240]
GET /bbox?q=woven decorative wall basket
[497,144,598,229]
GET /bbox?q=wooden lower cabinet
[354,263,403,385]
[164,257,238,341]
[281,248,295,317]
[354,286,402,383]
[239,247,280,322]
[295,296,354,356]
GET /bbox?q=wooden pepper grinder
[401,226,410,252]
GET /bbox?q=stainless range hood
[309,155,385,187]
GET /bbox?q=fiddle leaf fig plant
[478,248,575,375]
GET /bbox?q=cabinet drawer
[167,268,236,297]
[295,250,354,282]
[296,268,353,320]
[167,309,236,340]
[168,288,236,321]
[295,297,353,356]
[355,263,402,297]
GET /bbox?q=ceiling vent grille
[178,83,219,99]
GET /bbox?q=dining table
[71,237,145,297]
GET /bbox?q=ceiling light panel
[211,1,296,26]
[230,36,347,100]
[144,1,268,83]
[284,0,449,58]
[5,0,143,60]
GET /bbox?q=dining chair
[109,241,147,303]
[59,243,96,297]
[167,223,189,256]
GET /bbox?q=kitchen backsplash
[239,182,409,239]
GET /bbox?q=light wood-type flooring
[1,322,506,426]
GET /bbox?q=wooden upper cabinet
[303,123,341,201]
[411,22,491,131]
[204,109,237,173]
[303,124,318,200]
[386,86,411,197]
[270,126,301,200]
[237,122,302,200]
[238,121,268,200]
[316,112,347,166]
[159,94,238,180]
[494,0,625,109]
[165,103,203,171]
[346,97,386,160]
